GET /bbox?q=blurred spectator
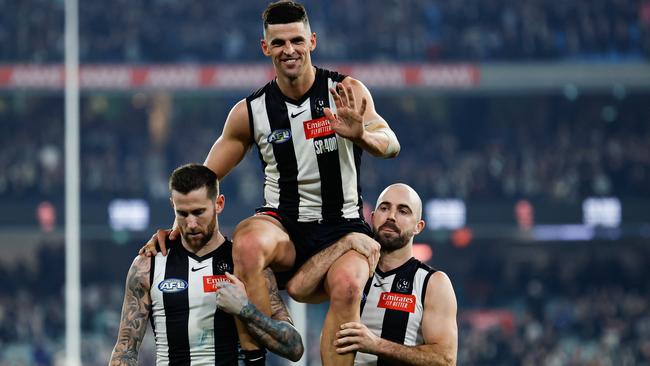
[2,0,648,63]
[364,92,650,203]
[1,92,649,208]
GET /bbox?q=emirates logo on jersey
[377,292,416,313]
[203,275,231,293]
[303,116,334,139]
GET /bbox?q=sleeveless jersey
[246,67,364,222]
[355,258,436,366]
[149,239,239,366]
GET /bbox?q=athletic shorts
[254,207,373,287]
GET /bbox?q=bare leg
[321,250,369,366]
[232,216,295,351]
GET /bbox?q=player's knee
[327,269,364,307]
[285,281,301,301]
[232,231,271,273]
[285,279,308,302]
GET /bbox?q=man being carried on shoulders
[141,2,399,365]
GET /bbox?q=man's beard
[374,221,412,252]
[182,214,216,248]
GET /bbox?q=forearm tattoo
[237,269,301,360]
[110,259,152,366]
[265,270,293,324]
[240,303,302,361]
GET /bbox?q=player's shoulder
[131,254,152,272]
[429,270,452,287]
[423,270,455,305]
[340,75,362,87]
[131,252,148,265]
[127,254,153,290]
[231,98,249,114]
[224,99,251,128]
[338,75,371,97]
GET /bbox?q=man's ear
[261,38,271,56]
[413,220,425,235]
[310,32,317,51]
[215,194,225,214]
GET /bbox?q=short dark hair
[169,164,219,199]
[263,1,309,30]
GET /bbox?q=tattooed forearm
[109,256,152,366]
[109,350,139,366]
[240,303,304,362]
[264,269,293,324]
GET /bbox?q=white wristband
[379,128,400,156]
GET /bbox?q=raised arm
[286,232,380,303]
[109,256,152,366]
[215,271,304,362]
[326,77,400,158]
[204,99,253,180]
[336,271,458,366]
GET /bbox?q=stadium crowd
[365,92,650,203]
[455,241,650,365]
[1,93,649,208]
[3,0,649,63]
[1,239,648,365]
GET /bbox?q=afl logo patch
[267,129,291,144]
[158,278,188,293]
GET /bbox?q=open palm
[324,83,367,141]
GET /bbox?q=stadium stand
[2,0,649,63]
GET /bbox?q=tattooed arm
[248,269,303,360]
[109,255,152,366]
[215,270,304,361]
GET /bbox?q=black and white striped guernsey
[246,67,364,222]
[149,239,238,366]
[356,258,437,366]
